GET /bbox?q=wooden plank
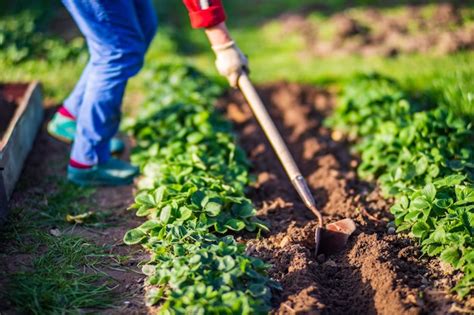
[0,82,44,221]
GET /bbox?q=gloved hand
[212,41,248,88]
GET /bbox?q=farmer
[47,0,247,186]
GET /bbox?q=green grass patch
[0,179,119,314]
[3,234,116,315]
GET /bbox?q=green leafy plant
[123,62,277,313]
[0,10,86,64]
[327,74,474,297]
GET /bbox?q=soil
[0,83,472,314]
[218,82,473,314]
[0,84,28,143]
[0,105,148,314]
[277,3,474,57]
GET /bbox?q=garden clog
[47,112,125,154]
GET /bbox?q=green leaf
[422,183,436,202]
[219,256,236,271]
[415,156,428,176]
[411,221,430,238]
[225,219,246,231]
[400,195,410,209]
[138,220,161,232]
[160,205,171,223]
[425,244,443,256]
[248,283,269,297]
[189,254,201,264]
[136,193,155,206]
[146,287,164,306]
[232,201,256,218]
[433,198,453,209]
[214,223,228,233]
[178,206,193,221]
[396,222,412,232]
[123,228,147,245]
[186,132,205,144]
[411,197,430,210]
[440,247,461,267]
[191,191,206,207]
[204,199,223,217]
[434,174,466,187]
[405,210,422,221]
[136,205,152,217]
[154,186,166,204]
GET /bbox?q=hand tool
[238,73,356,254]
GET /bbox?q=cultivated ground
[0,1,473,314]
[220,83,473,314]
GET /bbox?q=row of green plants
[123,62,278,314]
[326,74,474,297]
[0,10,86,64]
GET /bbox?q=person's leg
[48,57,125,153]
[63,62,91,118]
[133,0,158,49]
[61,0,146,185]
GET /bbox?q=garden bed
[1,80,471,314]
[219,82,472,314]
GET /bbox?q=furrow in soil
[219,82,459,315]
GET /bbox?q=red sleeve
[182,0,227,29]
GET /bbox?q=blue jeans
[62,0,157,165]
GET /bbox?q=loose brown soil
[278,3,474,57]
[218,82,473,314]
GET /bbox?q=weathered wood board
[0,82,44,221]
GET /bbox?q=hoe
[238,73,356,254]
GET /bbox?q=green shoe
[67,158,139,187]
[48,112,125,154]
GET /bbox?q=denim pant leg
[134,0,158,49]
[62,0,147,165]
[63,62,91,118]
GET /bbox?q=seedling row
[123,63,278,314]
[327,74,474,297]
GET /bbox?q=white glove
[212,41,249,88]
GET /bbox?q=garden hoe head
[238,73,356,255]
[293,176,356,255]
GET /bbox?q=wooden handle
[238,73,301,180]
[238,73,319,215]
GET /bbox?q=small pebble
[49,228,61,237]
[279,236,291,248]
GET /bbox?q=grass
[4,235,116,315]
[0,179,120,314]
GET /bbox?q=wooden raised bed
[0,82,44,221]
